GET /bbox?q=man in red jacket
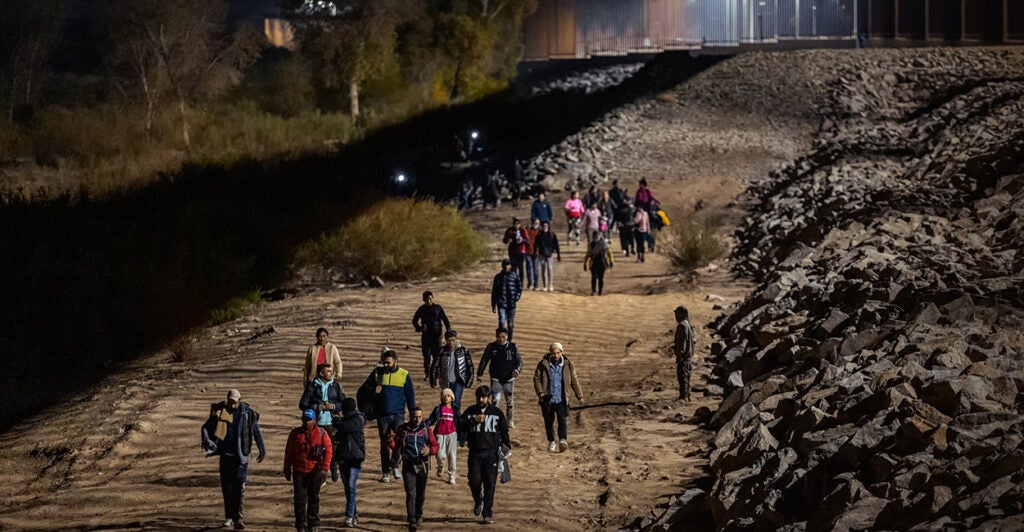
[284,409,333,532]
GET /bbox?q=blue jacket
[362,366,416,418]
[531,199,553,224]
[491,270,522,310]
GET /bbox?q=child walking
[427,388,459,485]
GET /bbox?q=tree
[0,0,66,122]
[101,0,263,149]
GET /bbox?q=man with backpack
[358,348,416,483]
[412,291,452,381]
[284,409,332,532]
[391,406,438,532]
[201,389,266,530]
[584,237,614,296]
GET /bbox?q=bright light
[396,174,406,183]
[470,131,479,139]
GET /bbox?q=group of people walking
[498,178,666,297]
[200,295,585,531]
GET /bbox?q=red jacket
[284,425,333,475]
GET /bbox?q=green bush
[663,211,726,271]
[207,290,263,325]
[296,198,487,280]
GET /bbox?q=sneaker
[222,519,234,528]
[449,473,457,485]
[233,520,245,530]
[474,501,484,516]
[436,464,444,478]
[548,441,558,452]
[331,468,340,482]
[393,467,403,480]
[508,419,515,429]
[380,473,392,483]
[345,517,355,528]
[483,517,495,524]
[559,439,568,452]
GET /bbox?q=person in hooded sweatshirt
[333,398,365,528]
[458,385,510,525]
[583,236,614,296]
[299,363,345,481]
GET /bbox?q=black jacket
[431,344,475,389]
[490,270,522,310]
[457,403,510,452]
[534,230,561,259]
[299,379,345,417]
[478,341,522,383]
[412,303,450,348]
[332,411,366,463]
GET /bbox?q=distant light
[470,131,479,139]
[396,174,406,183]
[758,1,765,5]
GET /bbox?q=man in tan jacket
[304,327,343,384]
[533,342,583,453]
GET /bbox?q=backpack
[590,246,609,269]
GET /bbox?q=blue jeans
[524,255,539,288]
[377,413,403,473]
[340,461,361,518]
[450,381,466,414]
[497,306,517,340]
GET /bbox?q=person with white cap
[284,408,333,532]
[201,389,266,530]
[532,342,584,452]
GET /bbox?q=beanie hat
[302,409,317,420]
[549,342,563,353]
[441,388,455,402]
[341,398,357,413]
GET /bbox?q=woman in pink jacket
[564,191,584,245]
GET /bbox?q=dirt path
[0,82,809,531]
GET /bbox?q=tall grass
[296,198,487,280]
[663,210,727,271]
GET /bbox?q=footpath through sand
[0,59,811,530]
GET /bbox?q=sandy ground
[0,92,809,531]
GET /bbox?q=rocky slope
[702,47,1024,530]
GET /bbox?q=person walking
[333,398,365,528]
[582,202,602,244]
[524,218,542,291]
[426,388,460,485]
[299,364,345,481]
[478,327,522,429]
[430,330,475,412]
[533,342,584,453]
[674,306,696,402]
[616,197,635,257]
[502,218,530,283]
[359,348,415,483]
[564,190,584,245]
[391,406,439,532]
[482,170,500,209]
[633,205,651,263]
[534,221,561,292]
[284,409,332,532]
[599,190,617,239]
[304,328,343,385]
[201,389,267,530]
[412,291,452,381]
[584,237,614,296]
[634,179,660,252]
[530,192,553,226]
[510,159,524,208]
[490,259,522,340]
[458,385,511,525]
[608,179,627,208]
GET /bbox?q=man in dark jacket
[284,409,332,532]
[534,221,561,292]
[391,406,439,532]
[477,327,522,429]
[530,192,553,226]
[333,398,365,528]
[359,348,416,483]
[411,290,451,381]
[674,305,696,402]
[431,330,475,412]
[490,259,522,340]
[201,389,266,530]
[299,364,345,481]
[458,385,511,525]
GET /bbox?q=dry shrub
[663,210,726,271]
[296,198,487,280]
[207,290,263,326]
[169,331,200,363]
